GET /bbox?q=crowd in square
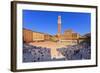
[23,43,51,62]
[57,41,91,60]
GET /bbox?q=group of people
[57,41,91,60]
[23,43,51,62]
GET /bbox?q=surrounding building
[23,29,33,43]
[44,34,52,41]
[23,28,52,42]
[60,29,80,45]
[63,29,80,40]
[32,32,45,41]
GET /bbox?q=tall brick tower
[58,16,61,34]
[57,15,61,41]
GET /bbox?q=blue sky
[23,10,91,35]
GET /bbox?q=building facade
[23,29,52,42]
[32,32,45,41]
[23,29,33,43]
[60,29,80,45]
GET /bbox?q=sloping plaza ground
[29,41,67,59]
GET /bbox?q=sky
[23,10,91,35]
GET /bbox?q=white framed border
[11,1,97,71]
